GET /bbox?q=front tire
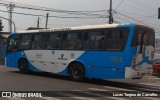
[68,63,85,81]
[19,59,29,74]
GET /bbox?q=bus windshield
[7,35,20,52]
[132,26,155,47]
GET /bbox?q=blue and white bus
[5,23,155,81]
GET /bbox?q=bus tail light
[131,56,136,69]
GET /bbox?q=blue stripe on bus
[6,51,42,72]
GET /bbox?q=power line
[127,0,157,12]
[115,0,125,10]
[114,10,160,33]
[0,9,108,19]
[0,16,16,32]
[0,0,159,33]
[139,13,157,23]
[113,10,160,32]
[115,10,155,17]
[0,0,110,27]
[113,10,142,23]
[124,0,153,14]
[0,0,108,17]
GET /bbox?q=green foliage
[0,19,4,32]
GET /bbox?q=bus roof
[16,23,149,34]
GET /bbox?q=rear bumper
[125,67,152,79]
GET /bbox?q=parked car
[152,59,160,77]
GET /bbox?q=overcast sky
[0,0,160,35]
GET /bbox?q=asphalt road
[0,65,160,100]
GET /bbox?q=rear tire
[19,59,29,74]
[68,63,85,81]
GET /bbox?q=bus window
[131,26,155,48]
[31,34,44,49]
[7,35,20,52]
[139,30,154,53]
[83,31,104,50]
[45,33,61,49]
[105,30,123,50]
[19,35,32,50]
[62,32,82,50]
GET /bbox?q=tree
[158,8,160,19]
[0,19,4,32]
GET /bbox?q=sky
[0,0,160,35]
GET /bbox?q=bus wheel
[19,59,29,74]
[68,63,85,81]
[157,70,160,78]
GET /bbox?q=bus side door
[6,35,20,67]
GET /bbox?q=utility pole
[37,17,40,28]
[6,3,15,33]
[109,0,113,24]
[45,13,49,29]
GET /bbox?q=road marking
[41,97,61,100]
[104,97,129,100]
[148,78,160,79]
[137,87,158,91]
[71,90,130,100]
[72,90,109,97]
[55,92,98,100]
[77,91,102,97]
[144,82,160,84]
[139,83,160,87]
[104,86,134,91]
[88,88,109,91]
[72,97,97,100]
[6,97,25,100]
[71,90,83,91]
[139,97,159,100]
[144,76,156,78]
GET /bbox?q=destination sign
[39,28,71,32]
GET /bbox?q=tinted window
[105,30,124,50]
[82,28,129,51]
[45,33,61,49]
[62,32,82,50]
[19,35,32,50]
[83,31,104,50]
[31,34,44,49]
[131,26,155,47]
[105,28,129,51]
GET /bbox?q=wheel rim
[71,64,82,79]
[19,60,28,73]
[20,60,26,70]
